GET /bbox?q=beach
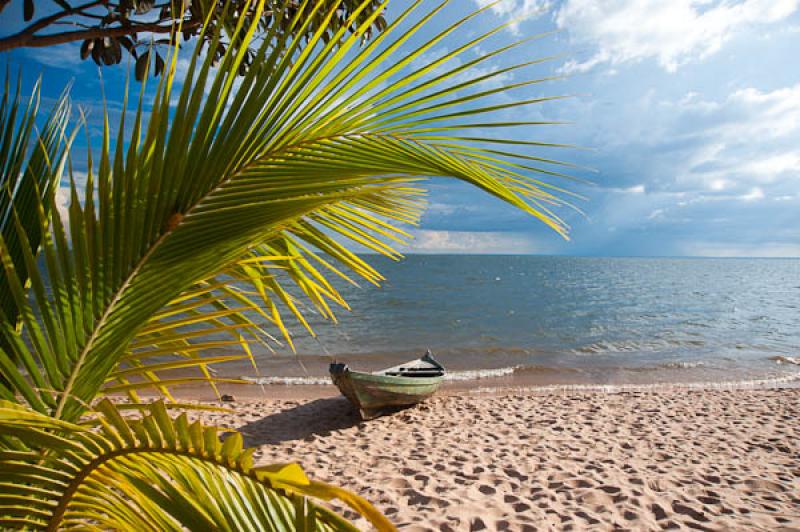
[189,385,800,531]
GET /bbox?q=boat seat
[383,369,444,377]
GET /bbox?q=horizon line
[357,252,800,259]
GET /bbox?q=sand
[192,387,800,531]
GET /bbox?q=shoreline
[189,387,800,530]
[173,370,800,402]
[198,348,800,402]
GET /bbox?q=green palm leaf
[0,0,575,422]
[0,398,392,530]
[0,72,73,357]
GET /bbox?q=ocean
[234,255,800,388]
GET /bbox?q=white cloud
[739,186,765,201]
[717,85,800,140]
[603,183,646,194]
[709,178,729,191]
[590,83,800,195]
[563,76,800,256]
[556,0,800,72]
[741,152,800,180]
[624,184,645,194]
[411,48,516,93]
[54,171,89,223]
[55,185,71,222]
[474,0,550,16]
[26,44,85,71]
[404,229,538,254]
[472,0,551,33]
[671,84,800,190]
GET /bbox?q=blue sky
[4,0,800,256]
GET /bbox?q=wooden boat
[329,350,445,420]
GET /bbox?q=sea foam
[770,355,800,366]
[240,366,521,385]
[241,375,331,385]
[468,372,800,395]
[443,367,519,381]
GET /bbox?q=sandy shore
[191,388,800,531]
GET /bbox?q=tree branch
[1,0,103,47]
[0,20,202,52]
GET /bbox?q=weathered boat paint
[330,352,445,419]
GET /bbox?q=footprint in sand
[387,478,413,490]
[576,489,615,510]
[744,479,787,492]
[478,484,496,495]
[672,501,710,523]
[403,488,432,506]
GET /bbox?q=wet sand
[188,387,800,531]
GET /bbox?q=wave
[241,375,331,385]
[573,340,644,354]
[469,372,800,395]
[658,361,705,369]
[443,367,518,381]
[770,355,800,366]
[241,366,522,385]
[239,360,800,387]
[572,339,705,355]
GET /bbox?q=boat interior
[330,351,446,378]
[379,366,445,378]
[377,353,445,378]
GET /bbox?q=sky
[3,0,800,257]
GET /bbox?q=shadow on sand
[237,397,363,446]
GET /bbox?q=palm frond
[0,72,73,351]
[0,0,576,421]
[0,398,392,530]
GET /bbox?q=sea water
[234,256,800,388]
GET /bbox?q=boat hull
[330,370,443,420]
